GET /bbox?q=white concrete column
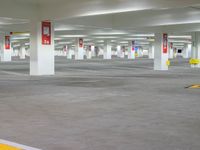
[148,44,155,59]
[191,33,200,68]
[0,34,12,62]
[104,40,112,59]
[128,41,135,59]
[154,33,169,70]
[168,43,174,59]
[91,45,95,57]
[138,47,143,57]
[30,21,55,76]
[183,43,191,59]
[11,45,15,57]
[63,45,68,56]
[67,48,73,59]
[117,45,121,58]
[75,38,84,60]
[19,44,26,59]
[120,46,125,58]
[86,45,92,59]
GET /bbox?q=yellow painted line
[0,143,22,150]
[189,85,200,89]
[0,140,41,150]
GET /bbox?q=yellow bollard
[166,60,171,66]
[189,59,200,65]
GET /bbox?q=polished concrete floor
[0,56,200,150]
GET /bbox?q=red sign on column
[42,21,51,45]
[5,36,10,50]
[79,38,83,48]
[163,33,168,54]
[132,41,135,51]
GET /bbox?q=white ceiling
[0,0,200,48]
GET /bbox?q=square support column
[154,33,169,71]
[86,45,92,59]
[168,43,174,59]
[19,44,26,59]
[128,41,135,59]
[191,33,200,68]
[30,21,55,76]
[0,34,12,62]
[149,44,155,59]
[104,40,112,60]
[75,38,84,60]
[91,45,95,57]
[183,43,191,59]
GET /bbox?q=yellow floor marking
[188,85,200,89]
[0,143,22,150]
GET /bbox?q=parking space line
[0,140,41,150]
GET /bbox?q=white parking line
[0,139,42,150]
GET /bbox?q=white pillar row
[86,45,92,59]
[191,32,200,68]
[63,45,68,56]
[168,43,174,59]
[183,43,191,59]
[154,33,169,71]
[120,46,125,58]
[0,34,12,62]
[91,45,95,57]
[117,45,121,58]
[104,40,112,59]
[11,45,15,57]
[138,47,143,57]
[75,38,84,60]
[30,21,55,76]
[128,41,135,59]
[148,44,155,59]
[67,46,73,60]
[19,44,26,59]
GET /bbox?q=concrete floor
[0,57,200,150]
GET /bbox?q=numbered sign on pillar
[132,41,135,51]
[5,36,10,50]
[79,38,83,48]
[42,21,51,45]
[163,33,168,54]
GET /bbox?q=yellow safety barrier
[189,59,200,65]
[0,144,22,150]
[166,60,171,66]
[135,53,138,57]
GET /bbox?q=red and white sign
[132,41,135,51]
[79,38,83,48]
[163,33,168,54]
[42,21,51,45]
[5,36,10,50]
